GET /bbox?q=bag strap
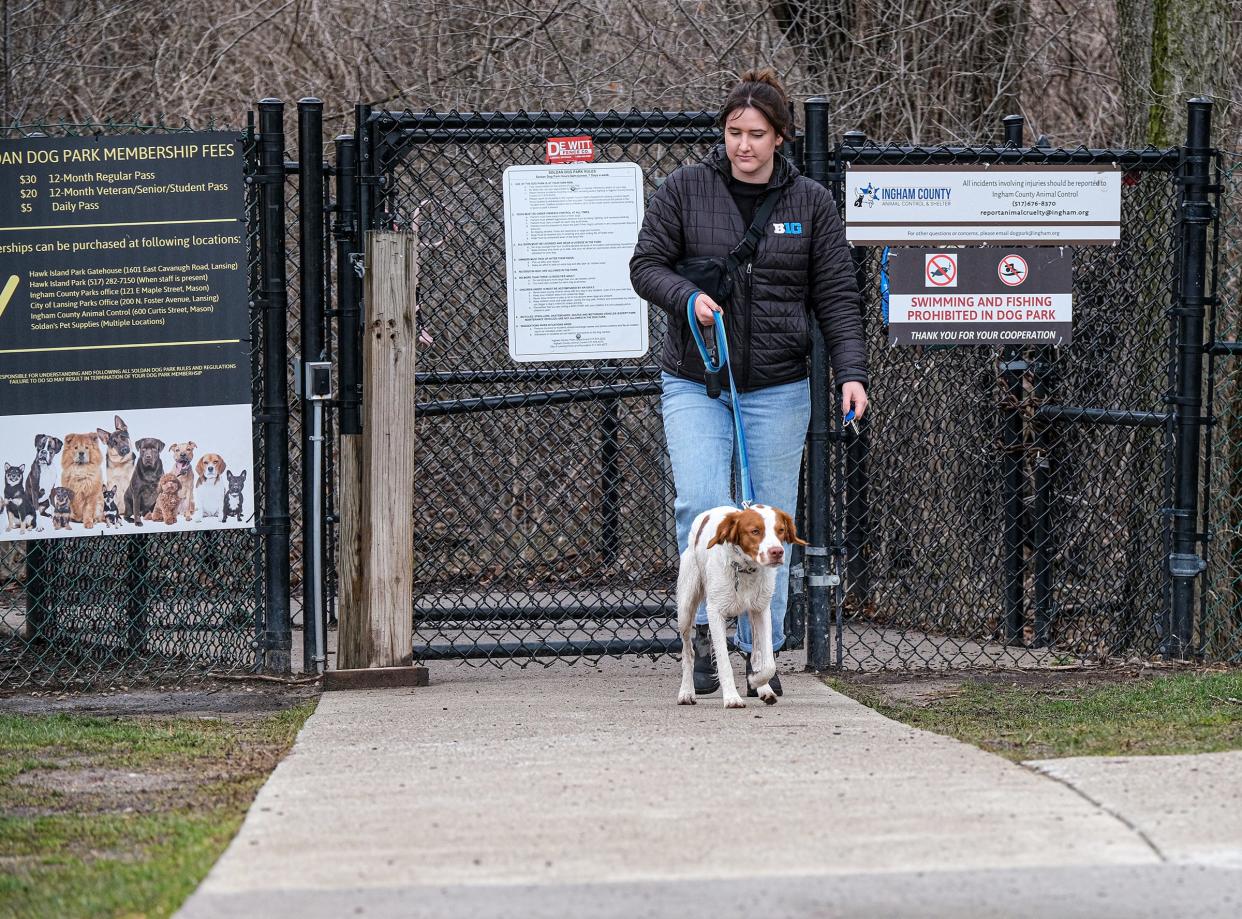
[728,189,782,267]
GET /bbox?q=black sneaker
[745,652,783,698]
[692,624,719,695]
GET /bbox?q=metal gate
[321,99,1232,670]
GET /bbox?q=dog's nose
[770,546,784,561]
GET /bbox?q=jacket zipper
[742,260,753,390]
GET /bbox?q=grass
[826,670,1242,761]
[0,700,316,919]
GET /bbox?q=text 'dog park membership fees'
[0,133,250,416]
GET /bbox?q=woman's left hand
[842,381,868,421]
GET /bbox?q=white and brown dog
[676,504,806,709]
[194,453,228,520]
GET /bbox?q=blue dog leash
[687,291,756,506]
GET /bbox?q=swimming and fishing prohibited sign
[887,248,1072,346]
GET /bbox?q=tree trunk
[1116,0,1231,146]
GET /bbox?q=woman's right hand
[694,292,723,325]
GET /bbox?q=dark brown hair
[719,68,793,141]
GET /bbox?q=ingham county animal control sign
[502,162,647,362]
[0,133,255,541]
[846,165,1121,245]
[886,248,1073,346]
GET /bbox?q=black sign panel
[0,133,255,542]
[886,247,1073,346]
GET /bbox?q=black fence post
[1166,98,1214,658]
[1000,113,1027,646]
[334,134,361,436]
[257,99,292,674]
[803,95,833,671]
[841,129,871,628]
[298,98,326,673]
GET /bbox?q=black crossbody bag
[675,190,781,396]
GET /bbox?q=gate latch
[808,573,841,588]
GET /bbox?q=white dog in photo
[194,453,228,521]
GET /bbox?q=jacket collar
[707,143,798,190]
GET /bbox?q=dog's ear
[195,456,207,485]
[96,428,111,443]
[777,509,808,547]
[114,415,127,432]
[187,441,197,451]
[706,512,740,549]
[33,434,45,449]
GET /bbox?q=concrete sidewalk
[176,658,1242,918]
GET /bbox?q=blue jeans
[661,372,810,653]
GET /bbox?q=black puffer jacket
[630,146,868,391]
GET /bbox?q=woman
[629,68,868,696]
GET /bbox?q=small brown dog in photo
[60,433,105,529]
[167,442,197,521]
[149,473,182,526]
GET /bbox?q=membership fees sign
[887,248,1073,346]
[846,165,1121,245]
[0,133,255,541]
[503,162,647,362]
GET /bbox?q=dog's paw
[758,687,778,705]
[723,695,747,709]
[677,690,697,705]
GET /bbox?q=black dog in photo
[222,470,246,523]
[25,435,62,518]
[5,463,37,533]
[102,485,121,528]
[124,438,165,526]
[50,486,73,530]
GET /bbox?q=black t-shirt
[727,173,769,228]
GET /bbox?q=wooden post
[331,230,427,688]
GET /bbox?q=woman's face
[725,106,783,183]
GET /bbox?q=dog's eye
[751,527,761,536]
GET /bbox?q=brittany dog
[676,504,806,709]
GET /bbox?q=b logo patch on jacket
[772,222,803,236]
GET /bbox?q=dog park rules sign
[886,248,1073,346]
[0,133,255,541]
[502,162,647,362]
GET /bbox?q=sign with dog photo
[0,133,255,541]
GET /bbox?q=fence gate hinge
[351,253,365,278]
[1167,553,1207,577]
[808,574,841,588]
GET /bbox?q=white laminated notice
[503,162,647,362]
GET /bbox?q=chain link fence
[832,140,1184,669]
[1202,152,1242,662]
[348,104,1236,671]
[0,117,272,689]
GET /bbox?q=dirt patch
[13,767,201,795]
[0,676,319,719]
[830,661,1211,708]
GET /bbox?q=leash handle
[687,292,756,506]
